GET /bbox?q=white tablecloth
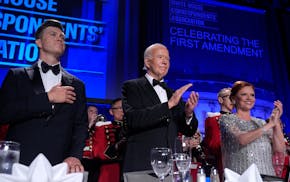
[123,170,171,182]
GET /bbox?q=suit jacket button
[166,118,170,122]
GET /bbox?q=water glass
[175,153,191,182]
[175,136,192,158]
[151,147,172,182]
[171,153,182,182]
[0,141,20,174]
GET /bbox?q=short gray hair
[217,87,231,98]
[143,43,167,70]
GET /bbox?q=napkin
[224,163,263,182]
[0,153,83,182]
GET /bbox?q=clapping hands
[168,83,192,109]
[167,83,199,118]
[269,100,283,127]
[185,91,199,118]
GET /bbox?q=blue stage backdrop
[162,0,284,133]
[0,0,119,99]
[165,1,271,84]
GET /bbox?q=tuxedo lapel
[163,83,173,99]
[141,77,174,102]
[25,63,45,94]
[140,77,161,104]
[60,69,73,86]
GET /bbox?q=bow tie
[153,79,168,90]
[41,62,60,75]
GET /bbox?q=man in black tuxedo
[121,43,199,172]
[0,19,88,173]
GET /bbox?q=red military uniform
[94,121,120,182]
[284,136,290,181]
[83,119,127,182]
[203,112,223,181]
[273,135,290,180]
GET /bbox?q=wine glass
[150,147,172,182]
[175,153,191,182]
[175,136,192,158]
[0,141,20,174]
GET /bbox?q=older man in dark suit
[0,19,88,173]
[121,43,199,172]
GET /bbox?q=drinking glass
[0,141,20,174]
[151,147,172,182]
[175,136,192,158]
[175,153,191,182]
[171,153,182,182]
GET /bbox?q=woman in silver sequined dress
[220,81,285,176]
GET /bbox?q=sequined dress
[220,114,275,175]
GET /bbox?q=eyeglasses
[221,95,230,99]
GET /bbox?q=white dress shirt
[38,60,62,92]
[145,73,168,103]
